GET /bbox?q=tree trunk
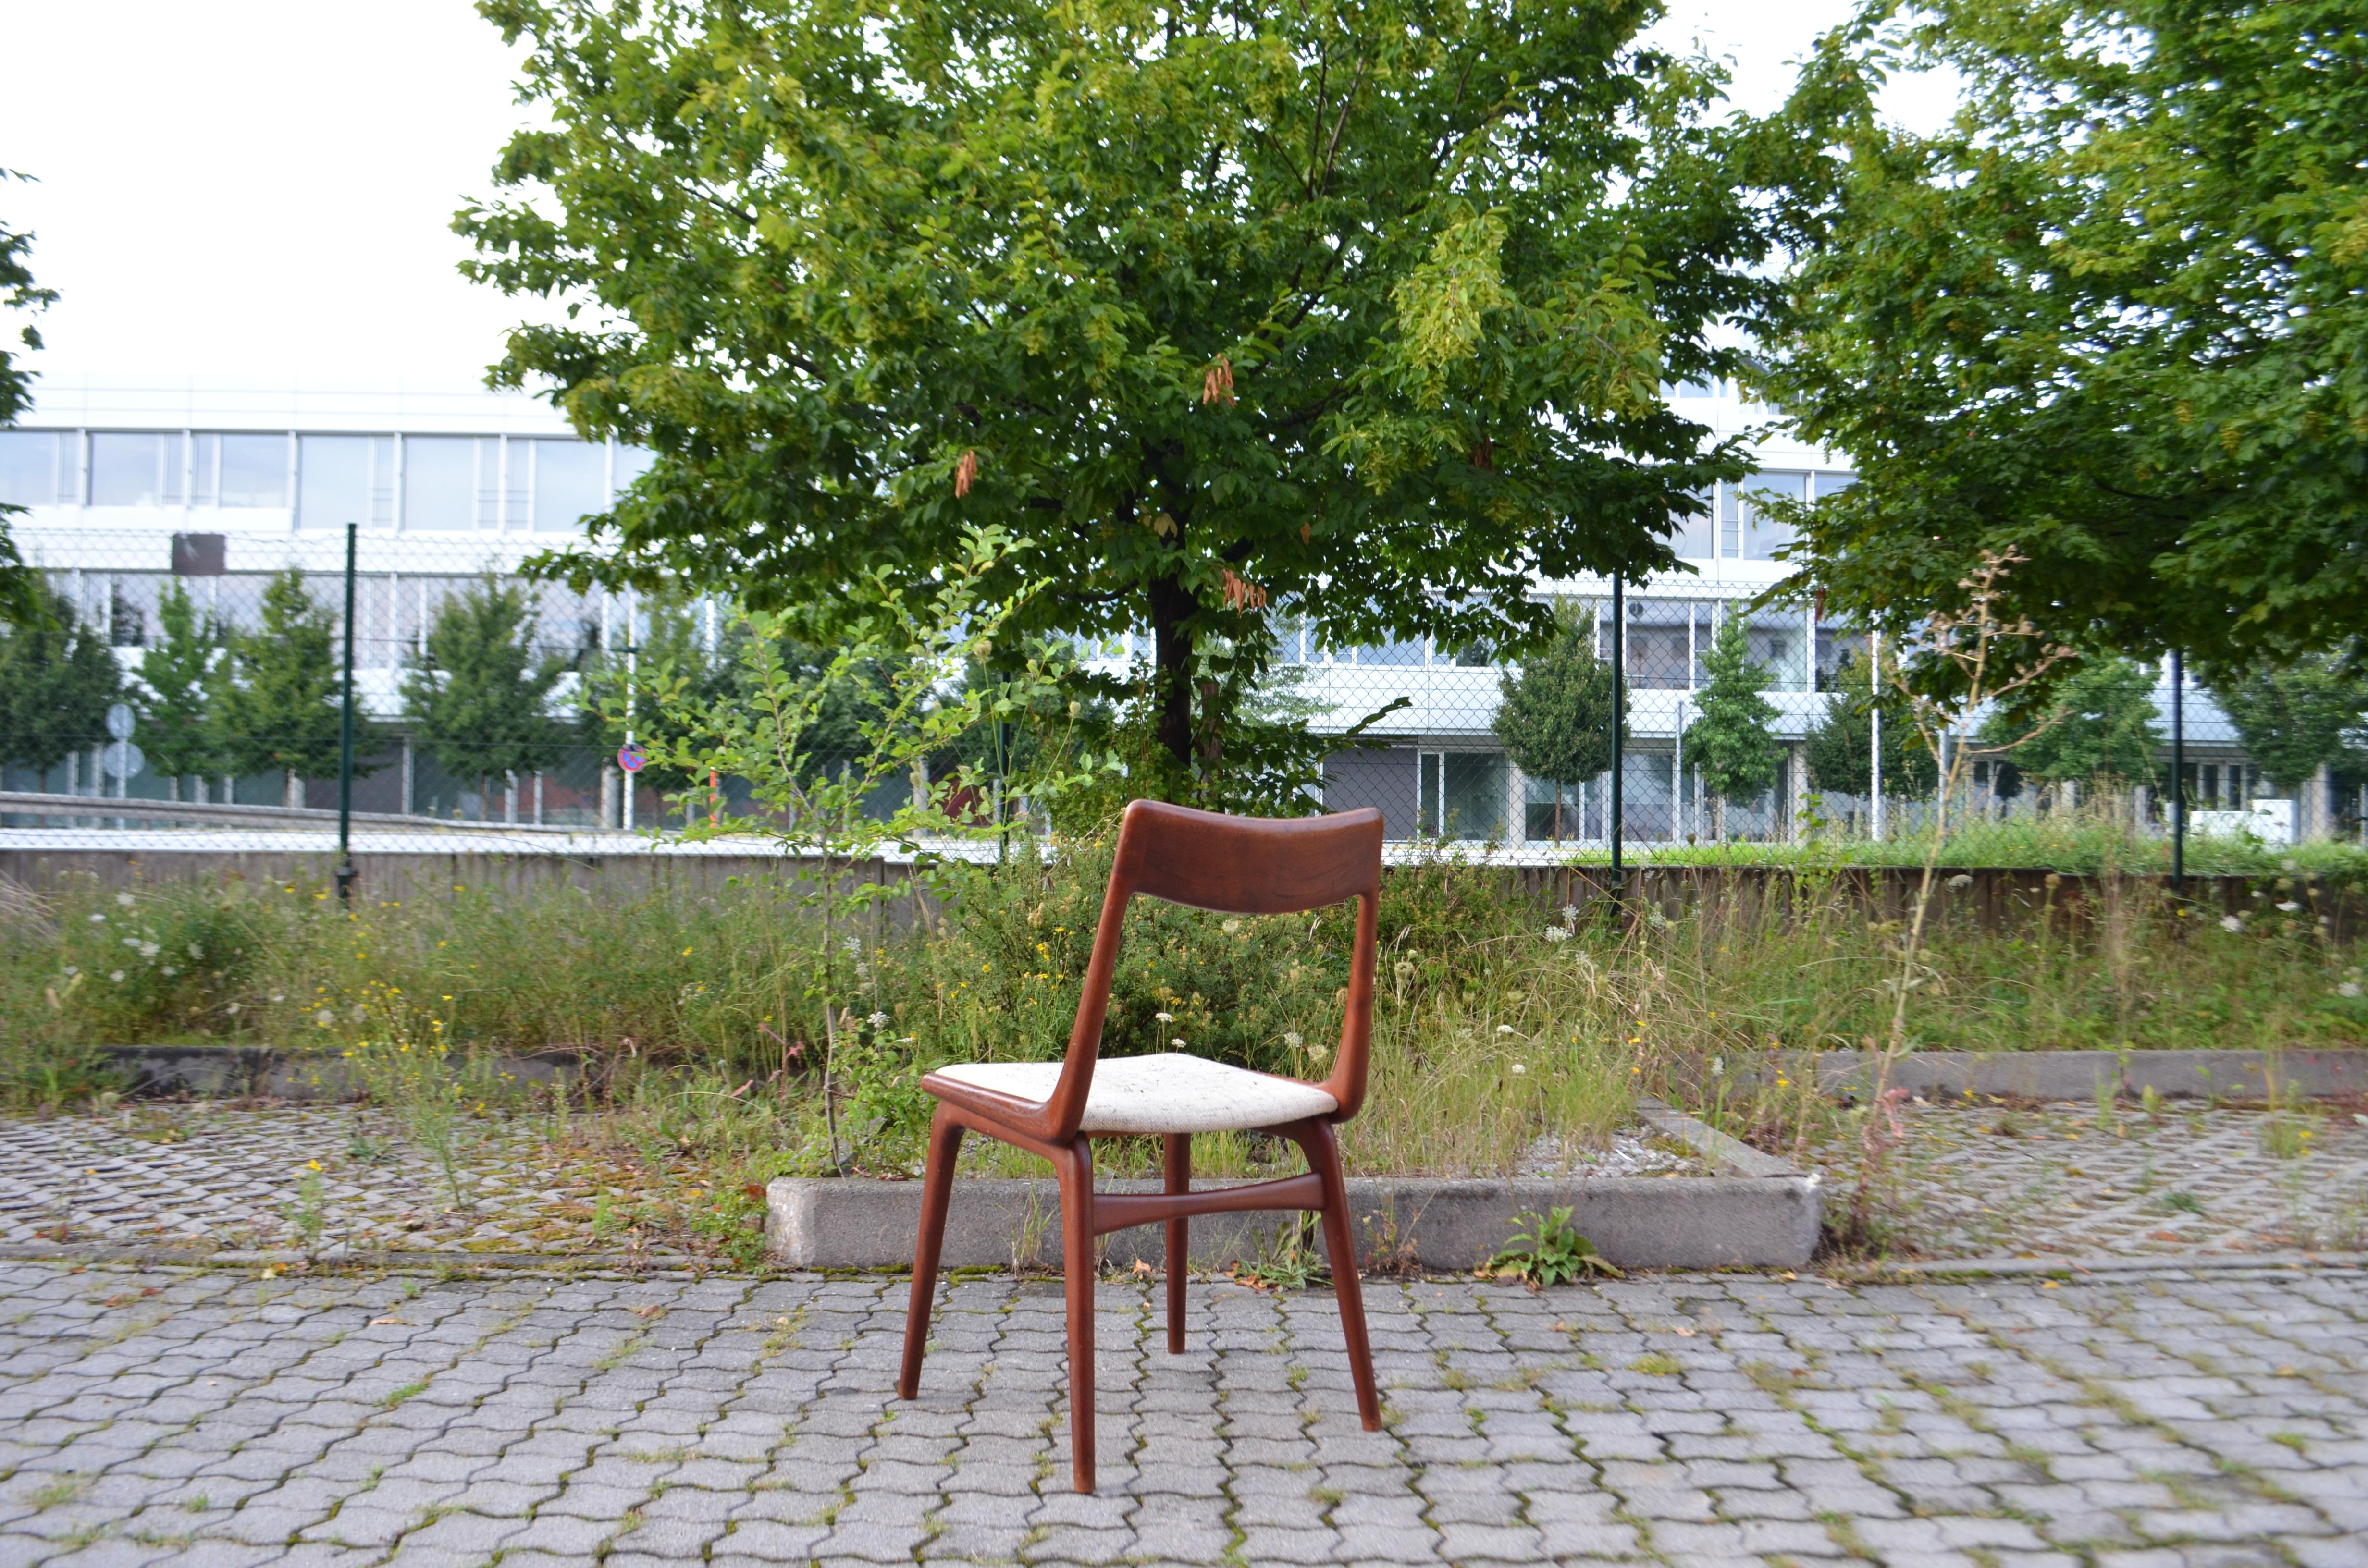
[1148,572,1197,795]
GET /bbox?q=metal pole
[624,588,638,833]
[2170,649,2184,889]
[335,522,358,906]
[1869,628,1884,841]
[1609,576,1624,880]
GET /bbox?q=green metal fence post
[335,521,358,906]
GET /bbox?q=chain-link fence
[0,526,2342,860]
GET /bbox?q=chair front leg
[897,1103,965,1401]
[1288,1118,1382,1433]
[1162,1133,1190,1354]
[1056,1136,1098,1493]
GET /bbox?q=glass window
[1813,470,1856,498]
[403,436,484,530]
[298,435,371,528]
[0,430,58,506]
[1739,470,1806,560]
[219,434,288,508]
[1673,378,1721,398]
[90,432,173,507]
[370,436,395,525]
[192,434,217,505]
[1436,752,1506,840]
[1358,634,1427,667]
[1668,489,1714,558]
[612,443,656,492]
[530,439,609,532]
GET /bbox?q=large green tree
[1681,614,1780,840]
[404,577,570,821]
[460,0,1817,798]
[0,590,119,784]
[134,579,224,796]
[2213,654,2368,793]
[1493,604,1623,841]
[211,570,349,808]
[1981,655,2163,789]
[1765,0,2368,680]
[0,170,59,626]
[1802,646,1935,801]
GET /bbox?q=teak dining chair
[896,798,1384,1493]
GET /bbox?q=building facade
[0,379,2309,844]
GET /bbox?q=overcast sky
[0,0,1941,399]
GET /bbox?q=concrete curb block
[766,1103,1820,1273]
[1749,1048,2368,1102]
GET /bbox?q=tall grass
[4,837,2362,1187]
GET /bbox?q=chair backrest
[1035,798,1383,1142]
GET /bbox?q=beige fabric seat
[929,1053,1337,1135]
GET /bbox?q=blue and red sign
[617,742,646,773]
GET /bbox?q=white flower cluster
[1542,926,1572,943]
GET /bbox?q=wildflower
[138,942,160,959]
[110,970,125,983]
[88,913,105,923]
[271,992,285,1002]
[682,946,694,956]
[1496,1025,1516,1036]
[1222,918,1242,935]
[1283,1031,1304,1049]
[2276,901,2301,913]
[867,1011,889,1029]
[60,966,75,977]
[1171,1037,1187,1048]
[1561,904,1579,923]
[1511,1063,1528,1076]
[187,943,202,958]
[2340,983,2362,999]
[1946,873,1973,890]
[2220,916,2244,933]
[1155,1011,1174,1022]
[1394,959,1415,980]
[1308,1041,1332,1064]
[1543,926,1571,943]
[1710,1057,1724,1077]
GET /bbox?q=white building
[0,379,2291,843]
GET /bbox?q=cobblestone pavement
[0,1106,702,1259]
[1799,1102,2368,1261]
[1,1260,2363,1568]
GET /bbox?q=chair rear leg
[1162,1133,1189,1354]
[1058,1138,1098,1493]
[1293,1119,1382,1432]
[897,1105,964,1401]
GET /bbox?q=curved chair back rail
[896,797,1386,1493]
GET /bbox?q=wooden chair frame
[896,798,1384,1492]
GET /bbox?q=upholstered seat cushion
[927,1053,1337,1135]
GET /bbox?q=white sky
[0,0,1949,398]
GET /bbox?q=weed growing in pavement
[281,1163,330,1254]
[1486,1206,1622,1286]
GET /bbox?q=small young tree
[2213,654,2368,793]
[649,525,1104,1170]
[1681,615,1781,841]
[0,588,118,785]
[1803,646,1936,804]
[211,569,348,808]
[403,576,569,821]
[1982,654,2162,800]
[134,579,222,798]
[1493,605,1623,843]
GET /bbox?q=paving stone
[0,1259,2359,1568]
